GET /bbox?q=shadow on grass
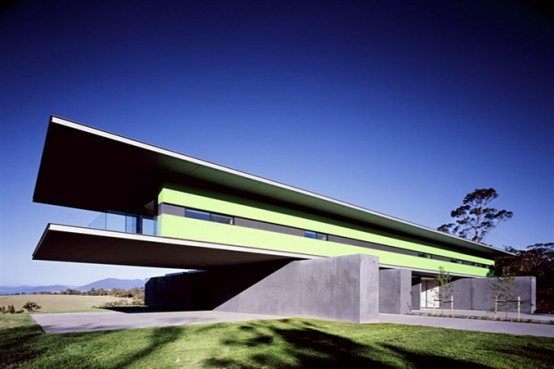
[381,344,493,369]
[0,316,184,369]
[113,326,183,369]
[205,321,497,369]
[486,344,554,367]
[0,323,45,368]
[207,322,393,368]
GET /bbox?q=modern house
[33,116,534,322]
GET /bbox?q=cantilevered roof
[34,116,510,257]
[34,224,308,269]
[33,224,477,278]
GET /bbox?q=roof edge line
[47,116,511,255]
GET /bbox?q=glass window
[305,231,317,239]
[106,212,126,232]
[141,217,156,235]
[305,231,327,240]
[185,209,210,221]
[210,213,233,225]
[125,215,138,233]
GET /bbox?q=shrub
[94,299,143,308]
[22,301,42,312]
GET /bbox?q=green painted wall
[158,187,493,276]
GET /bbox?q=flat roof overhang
[33,224,310,269]
[34,116,511,258]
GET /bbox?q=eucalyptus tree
[438,188,513,243]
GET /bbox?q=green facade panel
[158,188,493,277]
[158,214,489,276]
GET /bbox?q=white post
[517,296,521,322]
[451,295,454,318]
[494,298,497,320]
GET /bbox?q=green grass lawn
[1,313,553,369]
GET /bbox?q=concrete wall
[146,254,380,323]
[215,254,380,323]
[145,260,288,309]
[379,269,412,314]
[411,276,421,311]
[145,271,211,310]
[452,276,536,313]
[146,262,537,318]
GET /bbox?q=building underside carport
[31,117,530,322]
[33,225,386,323]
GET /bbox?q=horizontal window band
[158,202,489,269]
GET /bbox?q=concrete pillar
[379,268,412,314]
[411,276,421,311]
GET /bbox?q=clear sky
[1,0,552,286]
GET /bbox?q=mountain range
[0,278,146,295]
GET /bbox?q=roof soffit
[33,116,510,257]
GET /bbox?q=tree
[437,188,513,243]
[495,242,554,313]
[489,266,518,318]
[435,266,454,315]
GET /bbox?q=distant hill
[77,278,145,291]
[0,285,70,295]
[0,278,145,295]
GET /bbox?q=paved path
[32,310,285,334]
[33,311,554,337]
[413,308,554,323]
[379,313,554,337]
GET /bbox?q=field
[0,294,134,313]
[1,311,553,368]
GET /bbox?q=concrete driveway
[32,311,554,337]
[32,310,285,334]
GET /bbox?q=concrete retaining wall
[379,269,412,314]
[146,254,380,323]
[215,254,379,323]
[146,261,537,319]
[452,276,536,313]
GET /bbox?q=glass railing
[89,212,157,236]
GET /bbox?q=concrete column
[379,268,412,314]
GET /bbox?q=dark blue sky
[1,0,552,285]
